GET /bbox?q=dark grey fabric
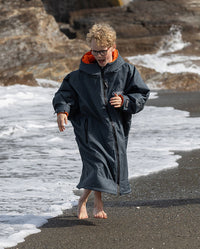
[53,52,150,195]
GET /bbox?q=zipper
[101,69,120,185]
[101,69,108,105]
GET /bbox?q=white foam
[128,106,200,177]
[158,25,190,54]
[149,91,158,99]
[128,25,200,77]
[130,53,200,74]
[36,78,61,88]
[0,223,41,249]
[0,78,200,248]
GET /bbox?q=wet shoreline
[7,90,200,249]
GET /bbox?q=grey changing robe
[53,51,150,195]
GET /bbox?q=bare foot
[77,200,88,219]
[93,208,107,219]
[77,189,91,219]
[93,191,107,219]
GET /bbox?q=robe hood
[79,49,125,75]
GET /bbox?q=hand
[57,113,68,132]
[110,93,122,108]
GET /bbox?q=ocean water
[0,26,200,248]
[128,25,200,76]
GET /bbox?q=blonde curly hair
[86,23,116,48]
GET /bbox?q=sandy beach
[7,90,200,249]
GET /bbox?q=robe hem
[77,185,131,196]
[76,185,118,195]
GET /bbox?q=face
[91,39,115,67]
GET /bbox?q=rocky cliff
[44,0,200,91]
[0,0,200,90]
[0,0,88,85]
[68,0,200,56]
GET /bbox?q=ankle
[79,197,87,206]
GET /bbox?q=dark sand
[7,90,200,249]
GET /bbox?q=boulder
[0,0,89,86]
[41,0,130,22]
[161,72,200,91]
[135,65,200,91]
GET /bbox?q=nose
[95,53,103,60]
[96,53,102,58]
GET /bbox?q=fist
[57,113,68,132]
[110,94,122,108]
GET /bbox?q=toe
[94,211,107,219]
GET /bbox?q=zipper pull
[103,80,108,88]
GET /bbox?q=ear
[112,44,116,51]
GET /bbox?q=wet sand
[7,90,200,249]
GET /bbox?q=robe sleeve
[121,64,150,114]
[52,73,78,119]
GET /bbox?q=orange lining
[82,49,118,64]
[81,51,96,64]
[57,112,69,117]
[112,49,118,62]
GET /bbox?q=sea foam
[128,25,200,76]
[0,84,200,248]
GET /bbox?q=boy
[53,23,150,219]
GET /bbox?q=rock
[24,57,82,82]
[67,0,200,56]
[134,65,200,92]
[135,66,160,82]
[161,72,200,91]
[0,73,38,87]
[41,0,130,22]
[64,0,200,91]
[1,0,200,90]
[0,0,89,85]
